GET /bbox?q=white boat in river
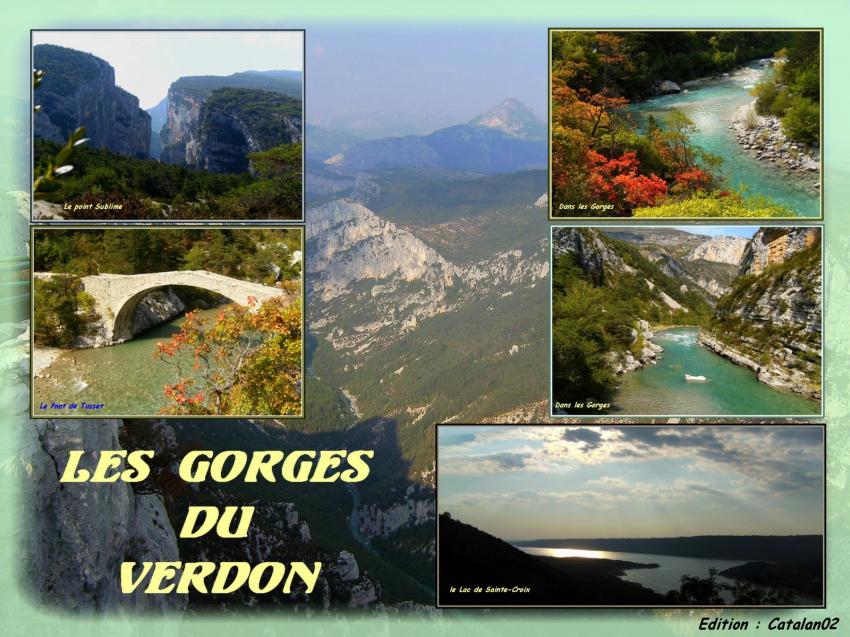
[684,374,708,382]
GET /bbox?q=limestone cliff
[21,418,186,612]
[307,199,548,356]
[701,229,821,400]
[159,72,302,172]
[686,235,749,265]
[33,44,151,158]
[356,485,436,539]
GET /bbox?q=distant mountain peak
[469,98,545,140]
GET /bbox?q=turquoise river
[630,63,819,217]
[613,328,819,416]
[33,306,225,417]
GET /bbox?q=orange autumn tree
[551,31,726,215]
[154,286,301,416]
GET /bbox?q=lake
[613,328,819,416]
[516,545,743,597]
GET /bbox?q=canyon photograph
[31,30,304,220]
[551,225,822,417]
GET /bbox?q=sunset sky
[438,426,824,541]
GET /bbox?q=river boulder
[658,80,681,94]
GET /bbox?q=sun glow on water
[523,547,613,560]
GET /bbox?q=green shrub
[782,96,820,145]
[33,276,101,347]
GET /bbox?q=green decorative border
[1,2,849,636]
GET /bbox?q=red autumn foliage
[586,150,668,208]
[674,168,714,193]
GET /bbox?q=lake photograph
[437,425,824,607]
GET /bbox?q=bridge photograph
[31,227,303,419]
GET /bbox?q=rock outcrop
[658,80,682,94]
[552,227,633,285]
[702,229,821,400]
[306,199,549,356]
[33,44,151,158]
[21,418,186,612]
[356,490,436,539]
[739,227,820,276]
[687,235,749,266]
[159,72,303,171]
[609,319,664,375]
[730,99,820,192]
[130,288,186,335]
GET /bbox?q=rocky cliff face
[606,229,743,300]
[159,88,203,164]
[552,227,632,285]
[21,418,185,612]
[306,199,460,354]
[740,227,820,276]
[33,44,151,158]
[307,199,548,356]
[189,89,302,173]
[356,485,436,539]
[704,230,821,400]
[159,76,302,172]
[687,235,748,265]
[131,288,186,335]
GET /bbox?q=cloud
[439,425,823,496]
[440,450,532,475]
[562,427,603,452]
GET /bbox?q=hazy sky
[305,26,546,137]
[674,226,759,239]
[439,426,823,540]
[33,31,303,109]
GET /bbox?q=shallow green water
[33,307,225,417]
[629,64,819,217]
[613,328,819,416]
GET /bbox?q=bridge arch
[77,270,285,344]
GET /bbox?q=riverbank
[698,331,821,401]
[628,60,820,216]
[730,100,820,195]
[609,319,663,375]
[33,345,62,377]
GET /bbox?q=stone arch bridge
[35,270,286,344]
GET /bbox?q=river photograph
[551,225,822,417]
[437,425,824,607]
[31,227,304,418]
[550,30,821,218]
